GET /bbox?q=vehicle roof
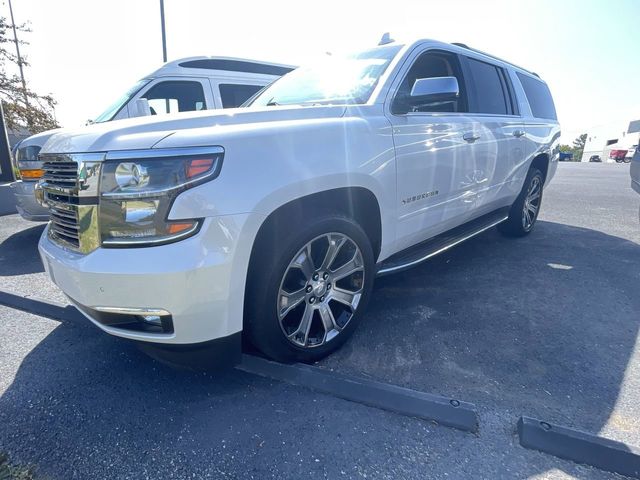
[395,38,545,83]
[146,56,297,80]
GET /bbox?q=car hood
[20,128,64,148]
[42,105,347,154]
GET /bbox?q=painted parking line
[238,354,478,432]
[518,416,640,479]
[0,288,479,432]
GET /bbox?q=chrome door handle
[513,129,526,138]
[463,133,480,143]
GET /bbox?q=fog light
[141,315,162,326]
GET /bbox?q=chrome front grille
[48,202,80,248]
[42,160,78,190]
[40,152,105,254]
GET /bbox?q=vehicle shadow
[0,220,637,478]
[0,222,46,276]
[325,220,640,436]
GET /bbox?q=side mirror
[410,76,459,104]
[131,98,152,118]
[392,76,460,114]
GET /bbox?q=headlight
[99,147,223,246]
[16,146,44,180]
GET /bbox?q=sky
[3,0,639,144]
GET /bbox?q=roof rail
[451,42,540,77]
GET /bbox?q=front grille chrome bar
[40,152,105,254]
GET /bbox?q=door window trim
[388,48,469,117]
[131,77,212,115]
[459,55,520,118]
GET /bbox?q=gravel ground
[0,162,638,479]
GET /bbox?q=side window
[516,72,557,120]
[392,50,467,114]
[465,58,509,115]
[141,81,206,115]
[219,84,264,108]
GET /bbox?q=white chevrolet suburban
[37,38,560,366]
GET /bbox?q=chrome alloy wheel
[522,176,541,230]
[277,233,365,348]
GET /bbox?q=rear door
[459,55,525,214]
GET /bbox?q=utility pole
[160,0,167,63]
[7,0,30,115]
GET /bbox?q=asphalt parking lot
[1,162,639,479]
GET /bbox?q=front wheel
[499,167,544,237]
[245,216,375,363]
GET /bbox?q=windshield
[249,45,402,107]
[92,79,151,123]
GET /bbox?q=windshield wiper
[265,97,280,107]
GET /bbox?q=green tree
[0,16,58,134]
[572,133,587,161]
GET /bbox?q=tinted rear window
[517,73,557,120]
[219,84,264,108]
[466,58,508,115]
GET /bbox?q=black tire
[245,215,375,363]
[498,167,544,237]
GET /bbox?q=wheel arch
[530,153,550,181]
[249,186,383,266]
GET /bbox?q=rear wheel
[498,167,544,237]
[245,215,375,363]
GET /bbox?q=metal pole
[7,0,29,113]
[160,0,167,63]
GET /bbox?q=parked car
[589,155,602,163]
[37,38,559,366]
[11,56,295,221]
[626,145,637,163]
[610,149,629,163]
[559,151,573,161]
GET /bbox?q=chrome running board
[376,208,509,276]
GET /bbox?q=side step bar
[377,208,509,276]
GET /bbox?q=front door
[386,49,482,252]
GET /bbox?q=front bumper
[38,213,261,347]
[10,180,49,221]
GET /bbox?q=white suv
[38,38,560,365]
[11,56,294,221]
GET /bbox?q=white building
[581,119,640,162]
